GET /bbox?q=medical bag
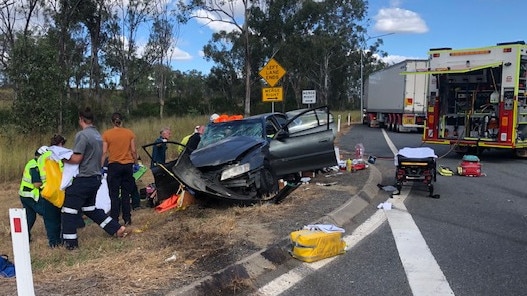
[290,230,346,262]
[457,155,481,177]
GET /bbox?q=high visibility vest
[19,158,40,201]
[37,150,52,184]
[177,134,192,153]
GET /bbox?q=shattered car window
[198,120,264,149]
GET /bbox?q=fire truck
[404,41,527,156]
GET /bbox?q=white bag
[96,174,111,213]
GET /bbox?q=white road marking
[256,130,454,296]
[383,129,454,296]
[387,194,454,295]
[256,211,387,296]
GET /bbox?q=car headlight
[221,163,251,181]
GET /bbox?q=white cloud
[373,7,428,34]
[192,5,242,33]
[173,47,193,60]
[377,54,415,65]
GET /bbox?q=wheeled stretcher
[394,147,438,197]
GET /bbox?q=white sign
[302,90,316,104]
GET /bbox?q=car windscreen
[198,120,264,149]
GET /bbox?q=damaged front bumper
[172,153,300,203]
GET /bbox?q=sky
[170,0,527,74]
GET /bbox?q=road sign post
[262,87,283,113]
[302,90,316,106]
[259,59,287,112]
[259,58,286,87]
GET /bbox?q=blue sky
[171,0,527,74]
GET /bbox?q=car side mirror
[274,130,289,139]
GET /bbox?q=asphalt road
[254,124,527,296]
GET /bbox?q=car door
[268,108,337,176]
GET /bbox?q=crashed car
[168,106,337,204]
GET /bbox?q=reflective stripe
[20,192,35,198]
[61,207,78,214]
[63,233,77,239]
[100,216,112,228]
[401,61,502,75]
[82,206,96,212]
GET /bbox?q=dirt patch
[0,126,369,295]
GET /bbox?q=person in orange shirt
[101,112,137,226]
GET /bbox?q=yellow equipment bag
[41,158,65,208]
[290,229,346,263]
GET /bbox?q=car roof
[245,112,283,120]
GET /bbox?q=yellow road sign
[262,87,283,102]
[259,58,286,87]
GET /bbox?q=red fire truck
[405,41,527,156]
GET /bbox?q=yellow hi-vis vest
[177,134,192,153]
[19,158,40,201]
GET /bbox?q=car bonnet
[190,136,266,167]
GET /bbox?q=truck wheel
[514,148,527,158]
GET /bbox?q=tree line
[0,0,388,135]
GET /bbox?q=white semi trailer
[363,59,429,132]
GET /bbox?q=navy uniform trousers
[62,176,121,249]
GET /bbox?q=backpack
[0,254,15,278]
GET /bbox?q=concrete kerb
[168,165,382,296]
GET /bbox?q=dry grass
[0,115,209,183]
[0,180,286,295]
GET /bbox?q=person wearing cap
[62,107,126,250]
[102,112,137,226]
[151,127,171,168]
[18,145,62,247]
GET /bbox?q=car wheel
[257,164,279,202]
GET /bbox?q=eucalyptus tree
[7,34,63,134]
[73,0,110,105]
[178,0,254,116]
[145,0,180,118]
[0,0,41,79]
[103,0,158,114]
[250,0,369,110]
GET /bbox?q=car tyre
[257,163,279,202]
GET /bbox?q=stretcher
[394,147,438,198]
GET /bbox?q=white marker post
[9,208,35,296]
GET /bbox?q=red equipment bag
[457,155,481,177]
